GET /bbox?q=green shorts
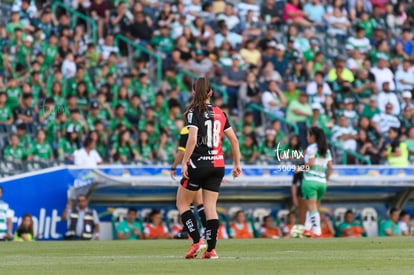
[301,180,326,201]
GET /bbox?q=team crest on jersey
[187,112,193,123]
[204,112,209,119]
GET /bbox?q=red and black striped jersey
[186,104,231,168]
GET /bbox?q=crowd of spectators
[1,0,414,170]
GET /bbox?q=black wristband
[170,167,176,171]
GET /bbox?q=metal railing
[328,141,372,165]
[247,103,299,135]
[114,34,162,87]
[178,69,228,104]
[52,2,97,44]
[244,104,371,165]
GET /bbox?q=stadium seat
[166,209,179,230]
[277,209,290,226]
[111,208,128,240]
[139,208,153,223]
[361,207,379,237]
[228,207,243,220]
[334,207,348,227]
[23,161,42,172]
[252,208,271,234]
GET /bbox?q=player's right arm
[182,126,197,179]
[170,127,188,180]
[170,150,184,180]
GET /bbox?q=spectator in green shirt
[137,70,156,106]
[3,134,26,163]
[17,35,33,65]
[58,127,81,164]
[4,78,22,111]
[151,25,175,54]
[42,34,59,68]
[30,71,47,106]
[259,129,278,163]
[360,95,381,120]
[161,99,181,137]
[309,102,333,136]
[111,86,129,110]
[67,67,94,96]
[64,109,87,138]
[75,81,90,114]
[286,92,313,147]
[126,94,143,126]
[111,130,140,163]
[155,131,176,163]
[16,123,31,151]
[144,121,161,148]
[86,102,101,130]
[116,208,143,240]
[352,69,377,104]
[6,11,25,39]
[110,105,131,132]
[0,92,14,131]
[240,134,259,164]
[357,12,374,38]
[30,129,54,162]
[84,43,101,70]
[237,111,256,134]
[379,208,402,237]
[49,81,66,108]
[95,92,113,120]
[138,130,154,163]
[284,76,301,106]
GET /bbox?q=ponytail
[184,77,212,123]
[309,126,328,157]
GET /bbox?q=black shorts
[292,171,303,198]
[180,166,225,192]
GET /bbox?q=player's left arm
[326,160,333,182]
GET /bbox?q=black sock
[205,219,219,252]
[197,205,207,229]
[181,210,200,243]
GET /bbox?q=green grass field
[1,238,413,275]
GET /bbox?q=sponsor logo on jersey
[197,155,224,161]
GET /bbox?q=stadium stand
[0,0,413,175]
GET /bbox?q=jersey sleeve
[304,144,317,163]
[223,112,232,132]
[186,110,200,129]
[327,149,333,162]
[178,127,189,151]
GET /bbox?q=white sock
[304,211,312,231]
[310,211,321,236]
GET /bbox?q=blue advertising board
[0,167,69,240]
[1,165,414,240]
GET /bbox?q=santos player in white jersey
[302,127,333,238]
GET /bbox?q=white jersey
[0,200,12,238]
[304,144,332,184]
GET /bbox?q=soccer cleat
[185,240,207,259]
[303,230,313,238]
[201,249,219,259]
[311,233,322,238]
